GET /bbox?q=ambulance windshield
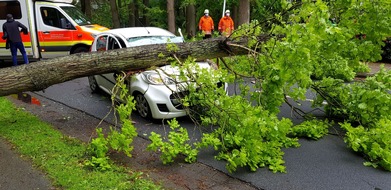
[61,6,92,26]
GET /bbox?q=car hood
[156,62,211,75]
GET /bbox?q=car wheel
[72,46,89,54]
[88,76,100,93]
[134,92,152,119]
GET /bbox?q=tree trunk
[81,0,92,19]
[134,2,140,27]
[85,0,92,19]
[0,35,274,96]
[142,0,150,26]
[233,5,239,29]
[167,0,175,34]
[128,2,135,27]
[186,3,196,38]
[110,0,121,28]
[238,0,250,26]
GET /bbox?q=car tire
[88,76,100,93]
[134,92,152,119]
[72,46,89,54]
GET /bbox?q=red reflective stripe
[0,32,31,43]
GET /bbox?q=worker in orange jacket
[198,9,214,39]
[218,10,234,37]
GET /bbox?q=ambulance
[0,0,108,62]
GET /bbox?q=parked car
[88,27,219,120]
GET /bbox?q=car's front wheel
[88,76,100,93]
[134,92,152,119]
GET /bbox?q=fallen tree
[0,36,264,96]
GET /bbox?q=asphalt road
[33,77,391,190]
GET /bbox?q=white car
[88,27,216,120]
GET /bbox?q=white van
[0,0,108,62]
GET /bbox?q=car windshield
[61,6,92,26]
[127,36,183,47]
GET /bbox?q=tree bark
[128,2,135,27]
[167,0,175,34]
[233,5,239,29]
[134,2,140,27]
[186,3,196,38]
[238,0,250,26]
[142,0,150,26]
[81,0,92,19]
[0,35,274,96]
[85,0,92,19]
[110,0,121,28]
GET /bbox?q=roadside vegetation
[0,97,160,190]
[87,0,391,173]
[1,0,391,185]
[139,1,391,173]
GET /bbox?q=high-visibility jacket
[218,16,234,37]
[199,16,214,35]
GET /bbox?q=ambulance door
[36,4,75,59]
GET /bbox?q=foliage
[312,66,391,126]
[145,0,391,173]
[90,2,113,28]
[342,119,391,171]
[75,0,391,173]
[147,119,198,164]
[290,119,331,140]
[85,73,138,171]
[147,59,301,173]
[0,97,160,189]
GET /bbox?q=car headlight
[142,72,175,85]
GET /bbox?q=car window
[108,36,123,50]
[126,36,183,47]
[95,35,108,51]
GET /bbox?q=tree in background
[185,2,196,38]
[167,0,176,33]
[142,0,150,26]
[81,0,92,19]
[83,0,283,32]
[238,0,250,25]
[110,0,121,28]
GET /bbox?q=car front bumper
[143,84,188,119]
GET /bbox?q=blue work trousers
[10,42,29,66]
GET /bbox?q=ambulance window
[40,7,74,29]
[0,1,22,19]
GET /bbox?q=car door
[94,34,124,94]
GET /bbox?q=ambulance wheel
[72,47,89,54]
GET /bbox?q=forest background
[78,0,260,37]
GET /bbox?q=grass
[0,97,161,190]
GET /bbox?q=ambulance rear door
[0,0,39,61]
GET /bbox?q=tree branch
[0,35,272,96]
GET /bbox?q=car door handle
[43,31,50,34]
